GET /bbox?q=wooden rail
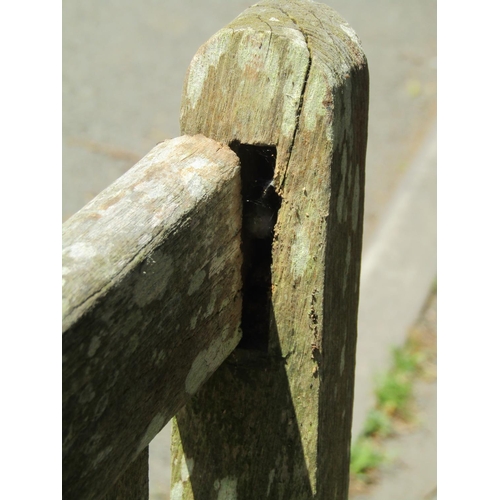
[62,136,243,499]
[62,1,369,498]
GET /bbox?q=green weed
[363,409,393,438]
[350,340,426,486]
[350,438,386,483]
[375,346,422,418]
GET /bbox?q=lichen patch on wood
[185,325,241,396]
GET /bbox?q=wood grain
[103,448,148,500]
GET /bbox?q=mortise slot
[230,142,281,352]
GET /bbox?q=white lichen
[92,446,113,468]
[290,225,310,280]
[87,336,101,357]
[339,345,345,376]
[185,326,239,395]
[134,255,174,307]
[188,269,206,296]
[217,476,238,500]
[67,241,97,261]
[266,469,276,496]
[186,31,231,108]
[340,23,362,49]
[170,481,184,500]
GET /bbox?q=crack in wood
[274,6,313,194]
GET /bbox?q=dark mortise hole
[230,142,281,352]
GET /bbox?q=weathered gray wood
[62,135,243,500]
[171,1,369,498]
[103,448,149,500]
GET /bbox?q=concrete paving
[353,122,437,439]
[63,1,436,498]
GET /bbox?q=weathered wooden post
[62,136,242,500]
[171,0,369,498]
